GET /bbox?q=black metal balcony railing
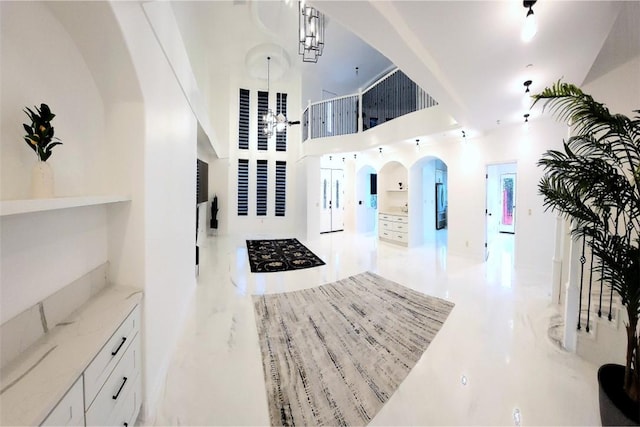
[302,68,438,141]
[576,236,616,333]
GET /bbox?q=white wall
[110,2,197,417]
[583,56,639,118]
[0,2,111,322]
[0,2,108,201]
[341,116,566,277]
[224,77,303,237]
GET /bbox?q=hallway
[151,232,599,426]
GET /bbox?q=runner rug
[252,271,455,426]
[246,238,325,273]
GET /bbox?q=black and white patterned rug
[246,238,325,273]
[252,271,455,426]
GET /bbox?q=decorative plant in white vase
[23,103,62,198]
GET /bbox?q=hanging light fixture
[379,147,383,158]
[523,113,530,132]
[298,1,325,63]
[262,57,297,138]
[415,139,420,152]
[523,80,533,108]
[521,0,538,43]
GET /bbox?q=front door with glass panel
[498,173,516,234]
[320,168,344,233]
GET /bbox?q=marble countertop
[0,285,142,426]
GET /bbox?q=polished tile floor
[150,231,600,426]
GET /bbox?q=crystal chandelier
[298,1,325,63]
[262,56,287,138]
[262,57,299,137]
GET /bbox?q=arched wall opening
[378,161,409,213]
[409,155,448,248]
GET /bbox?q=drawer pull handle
[113,377,128,400]
[112,337,127,356]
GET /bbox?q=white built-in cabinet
[378,212,409,246]
[41,305,142,427]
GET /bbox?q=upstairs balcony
[302,68,439,142]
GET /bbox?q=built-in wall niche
[378,161,408,213]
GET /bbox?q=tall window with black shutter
[257,91,268,151]
[256,160,268,216]
[237,159,249,216]
[276,93,287,152]
[275,161,286,216]
[238,88,250,150]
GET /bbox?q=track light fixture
[379,147,383,157]
[415,139,420,152]
[523,80,532,93]
[521,0,538,42]
[462,130,466,139]
[524,113,530,123]
[354,153,357,159]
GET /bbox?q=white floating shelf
[0,195,131,217]
[387,189,408,192]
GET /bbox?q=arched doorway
[355,164,378,234]
[409,156,448,248]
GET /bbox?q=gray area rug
[252,271,455,426]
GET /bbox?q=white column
[563,228,583,352]
[551,215,565,304]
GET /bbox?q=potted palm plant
[534,82,639,425]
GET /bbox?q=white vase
[31,161,54,198]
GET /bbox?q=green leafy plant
[534,81,639,405]
[23,103,62,161]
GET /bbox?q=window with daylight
[276,93,287,152]
[237,159,249,216]
[275,161,286,216]
[257,91,268,151]
[256,160,268,216]
[238,88,250,149]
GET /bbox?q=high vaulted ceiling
[314,1,639,133]
[171,0,638,137]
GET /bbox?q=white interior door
[498,173,516,234]
[485,166,501,260]
[320,168,344,233]
[320,168,332,233]
[331,169,344,232]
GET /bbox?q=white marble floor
[150,231,600,426]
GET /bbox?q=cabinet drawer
[394,215,408,223]
[379,214,391,221]
[41,376,84,427]
[393,232,408,243]
[105,374,141,427]
[379,221,393,231]
[379,230,392,239]
[84,306,140,408]
[392,222,408,232]
[85,334,141,426]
